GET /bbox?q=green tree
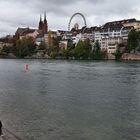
[38,42,46,50]
[50,51,57,59]
[53,36,62,47]
[89,40,103,60]
[74,40,89,59]
[74,40,85,59]
[67,39,74,48]
[61,49,69,59]
[1,45,10,54]
[16,37,35,58]
[94,40,100,52]
[1,45,16,55]
[128,29,139,53]
[113,49,122,60]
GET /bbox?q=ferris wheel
[68,12,87,31]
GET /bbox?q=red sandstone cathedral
[38,12,48,34]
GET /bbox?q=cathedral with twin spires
[38,12,48,34]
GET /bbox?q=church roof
[22,29,37,35]
[15,27,29,36]
[15,27,38,36]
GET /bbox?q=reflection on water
[0,59,140,140]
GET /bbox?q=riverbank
[1,52,140,61]
[122,53,140,61]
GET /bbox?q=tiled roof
[101,22,123,32]
[15,27,38,36]
[22,29,36,35]
[105,18,137,25]
[69,18,138,35]
[15,27,29,36]
[101,18,138,32]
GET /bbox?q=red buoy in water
[26,64,28,71]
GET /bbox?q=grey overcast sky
[0,0,140,36]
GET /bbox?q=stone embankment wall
[122,53,140,60]
[107,54,115,60]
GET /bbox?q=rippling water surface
[0,59,140,140]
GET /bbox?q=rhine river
[0,59,140,140]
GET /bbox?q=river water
[0,59,140,140]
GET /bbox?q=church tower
[43,12,48,34]
[38,12,48,34]
[38,15,43,31]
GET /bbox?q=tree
[128,29,139,53]
[84,38,91,48]
[113,49,122,60]
[53,36,62,47]
[38,42,46,50]
[67,39,74,49]
[52,36,62,53]
[48,31,53,48]
[50,51,57,59]
[74,40,83,59]
[89,40,103,60]
[16,37,35,58]
[61,49,69,59]
[1,45,16,55]
[94,40,100,52]
[1,45,10,54]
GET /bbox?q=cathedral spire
[40,14,42,22]
[38,14,43,31]
[43,11,48,34]
[44,11,47,21]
